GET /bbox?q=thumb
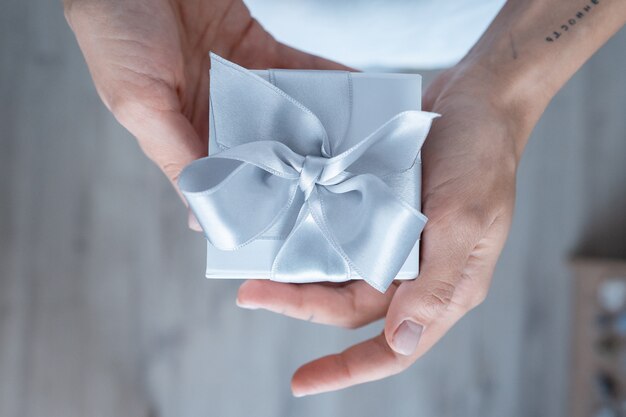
[383,268,468,357]
[114,100,206,231]
[383,217,485,357]
[115,103,206,186]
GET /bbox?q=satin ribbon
[179,53,438,292]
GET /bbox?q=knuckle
[152,155,184,184]
[425,205,491,251]
[63,0,86,26]
[108,94,149,125]
[459,271,492,311]
[415,280,456,319]
[63,2,74,25]
[106,82,171,127]
[333,355,353,381]
[341,290,371,329]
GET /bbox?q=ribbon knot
[178,53,439,292]
[299,155,327,199]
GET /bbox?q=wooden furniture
[571,259,626,417]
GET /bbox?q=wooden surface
[569,259,626,417]
[1,2,625,417]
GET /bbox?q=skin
[66,0,626,397]
[63,0,349,227]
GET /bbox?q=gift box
[179,54,437,292]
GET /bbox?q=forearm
[457,0,626,153]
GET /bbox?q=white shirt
[244,0,506,69]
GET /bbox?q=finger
[217,14,354,72]
[384,214,509,357]
[291,304,469,396]
[422,69,454,111]
[236,280,397,328]
[291,333,409,396]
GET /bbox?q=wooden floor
[1,2,625,417]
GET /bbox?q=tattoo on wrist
[545,0,600,42]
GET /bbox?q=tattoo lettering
[545,0,600,42]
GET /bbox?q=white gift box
[204,68,424,283]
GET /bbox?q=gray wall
[1,1,625,417]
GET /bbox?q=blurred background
[1,1,625,417]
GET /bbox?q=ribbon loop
[179,53,439,292]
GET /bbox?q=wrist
[448,0,626,157]
[436,58,542,163]
[456,35,553,134]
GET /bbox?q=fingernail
[235,298,259,310]
[187,211,202,232]
[392,320,423,356]
[292,390,307,398]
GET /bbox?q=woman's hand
[235,0,625,395]
[235,63,526,396]
[64,0,347,227]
